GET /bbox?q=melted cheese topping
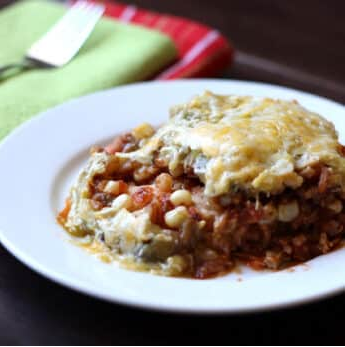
[122,91,345,196]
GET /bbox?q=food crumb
[302,263,310,271]
[286,267,295,273]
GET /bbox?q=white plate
[1,79,345,314]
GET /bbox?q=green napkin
[0,0,177,140]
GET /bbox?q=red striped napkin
[100,1,234,79]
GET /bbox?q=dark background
[130,0,345,103]
[1,0,345,344]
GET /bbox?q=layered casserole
[58,92,345,278]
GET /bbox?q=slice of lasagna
[58,92,345,278]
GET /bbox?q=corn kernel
[278,201,299,222]
[170,189,192,206]
[132,123,155,140]
[155,173,173,192]
[104,180,120,195]
[168,162,184,177]
[111,194,132,211]
[198,220,206,229]
[327,199,343,213]
[133,166,157,182]
[164,206,189,229]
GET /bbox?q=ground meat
[79,159,345,279]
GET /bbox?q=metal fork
[0,0,105,76]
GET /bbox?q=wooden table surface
[1,0,345,344]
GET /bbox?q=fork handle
[0,61,34,78]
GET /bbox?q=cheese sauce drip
[120,92,345,196]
